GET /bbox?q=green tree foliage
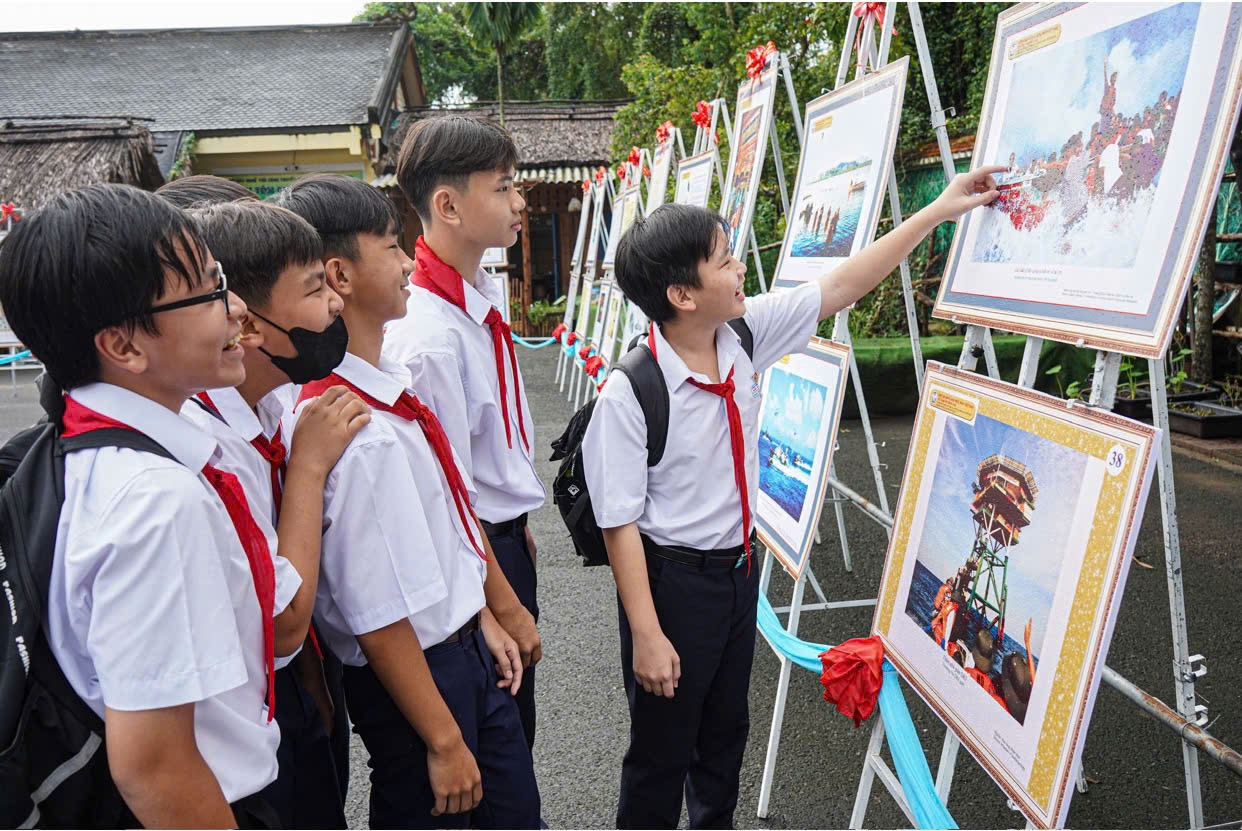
[462,3,543,122]
[543,3,648,100]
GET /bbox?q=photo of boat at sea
[789,157,871,259]
[757,366,827,522]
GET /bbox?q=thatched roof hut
[0,118,165,211]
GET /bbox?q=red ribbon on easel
[819,635,885,727]
[616,164,627,185]
[853,2,895,60]
[595,166,607,185]
[565,332,580,346]
[578,345,593,361]
[584,355,604,378]
[627,146,641,167]
[551,322,567,342]
[746,41,777,79]
[581,180,590,193]
[691,101,712,130]
[656,121,674,145]
[0,203,18,224]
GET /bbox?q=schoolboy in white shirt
[583,166,1003,828]
[0,183,286,827]
[177,199,371,829]
[384,116,545,751]
[278,173,540,829]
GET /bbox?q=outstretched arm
[816,165,1004,322]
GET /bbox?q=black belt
[641,534,754,570]
[432,613,480,649]
[481,512,529,538]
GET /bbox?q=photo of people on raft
[903,411,1092,726]
[971,2,1199,269]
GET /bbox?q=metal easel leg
[1148,358,1206,828]
[885,165,926,391]
[828,461,854,572]
[850,716,886,829]
[749,230,769,293]
[757,569,809,819]
[934,730,961,804]
[1016,336,1044,389]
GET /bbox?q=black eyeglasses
[149,264,230,315]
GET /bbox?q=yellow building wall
[192,128,378,199]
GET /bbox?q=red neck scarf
[198,392,287,518]
[61,396,277,721]
[297,375,486,561]
[410,237,529,452]
[647,324,752,570]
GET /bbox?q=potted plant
[1165,374,1242,438]
[1111,340,1221,420]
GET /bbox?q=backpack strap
[59,428,176,461]
[613,346,669,468]
[727,317,755,360]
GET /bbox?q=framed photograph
[585,183,607,270]
[599,286,627,368]
[573,275,596,340]
[773,58,909,288]
[755,337,852,579]
[933,3,1242,358]
[481,246,509,269]
[647,130,678,213]
[570,185,594,271]
[873,362,1160,828]
[562,270,583,329]
[590,281,614,349]
[721,57,781,257]
[674,150,717,209]
[620,299,648,352]
[603,186,643,269]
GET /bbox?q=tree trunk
[1191,205,1216,384]
[496,47,506,126]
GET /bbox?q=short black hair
[0,184,208,390]
[396,116,519,221]
[157,174,258,209]
[615,203,728,324]
[190,201,322,309]
[270,173,400,261]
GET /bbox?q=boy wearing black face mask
[179,199,371,829]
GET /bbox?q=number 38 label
[1105,444,1127,477]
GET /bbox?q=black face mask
[249,312,349,384]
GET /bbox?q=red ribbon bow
[584,355,604,378]
[691,100,713,130]
[581,180,590,193]
[578,344,594,361]
[595,166,607,184]
[0,203,18,223]
[656,121,674,144]
[746,41,777,79]
[566,332,580,346]
[627,146,641,167]
[854,1,888,28]
[616,163,627,184]
[819,635,885,727]
[551,322,568,342]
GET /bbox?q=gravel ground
[2,346,1237,829]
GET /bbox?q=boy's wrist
[286,454,332,482]
[426,723,466,755]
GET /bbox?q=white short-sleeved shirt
[383,270,546,523]
[48,383,280,803]
[181,387,302,668]
[294,353,486,665]
[583,283,821,550]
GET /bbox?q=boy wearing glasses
[0,184,282,826]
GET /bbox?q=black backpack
[550,319,754,566]
[0,404,175,828]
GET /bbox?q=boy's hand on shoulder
[633,629,681,698]
[290,386,371,477]
[929,165,1005,221]
[427,732,483,817]
[494,603,541,668]
[479,608,523,695]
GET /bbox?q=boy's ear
[429,184,463,228]
[94,325,148,377]
[238,312,264,348]
[666,284,697,315]
[324,257,350,296]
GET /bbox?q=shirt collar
[412,236,498,326]
[202,386,263,442]
[650,322,745,392]
[461,272,496,324]
[70,382,217,472]
[330,351,412,407]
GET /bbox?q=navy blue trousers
[487,527,539,751]
[318,640,351,801]
[616,554,759,829]
[258,663,347,829]
[343,629,541,829]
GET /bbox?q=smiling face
[242,258,343,385]
[337,227,415,324]
[120,246,248,398]
[680,226,748,325]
